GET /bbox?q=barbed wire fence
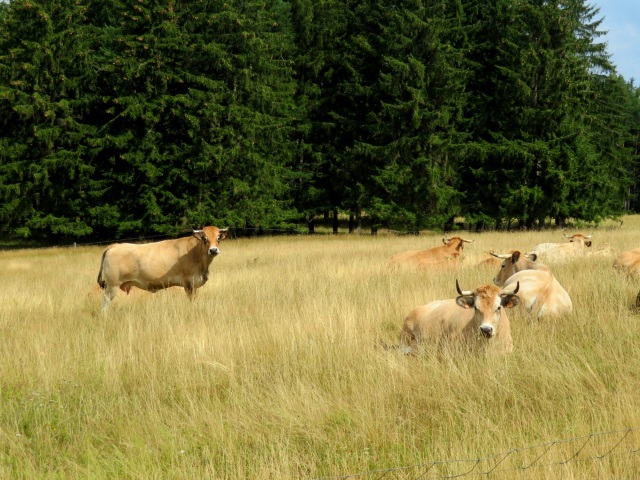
[314,427,640,480]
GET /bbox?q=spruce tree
[0,0,103,238]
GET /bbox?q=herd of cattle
[95,225,639,354]
[397,233,635,353]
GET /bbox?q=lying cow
[388,236,474,270]
[613,247,640,277]
[97,226,228,312]
[493,265,572,318]
[490,250,550,286]
[401,280,519,353]
[532,233,592,263]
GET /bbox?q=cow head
[564,232,592,248]
[193,226,228,256]
[442,236,474,253]
[491,250,538,286]
[455,280,519,338]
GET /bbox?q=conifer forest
[1,0,639,241]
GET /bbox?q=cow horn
[461,238,474,243]
[563,233,571,238]
[502,281,520,295]
[586,232,592,239]
[455,279,473,296]
[443,237,450,244]
[490,252,512,259]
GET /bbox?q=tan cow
[495,269,572,318]
[401,280,519,353]
[532,233,592,263]
[490,250,550,286]
[97,226,228,312]
[388,236,474,270]
[613,247,640,277]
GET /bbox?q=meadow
[1,217,640,479]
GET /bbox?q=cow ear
[193,230,208,243]
[585,240,592,247]
[511,251,521,264]
[501,294,520,309]
[456,296,474,309]
[219,228,229,241]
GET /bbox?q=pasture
[1,218,640,479]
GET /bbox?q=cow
[97,226,228,313]
[388,236,474,270]
[401,280,520,353]
[490,250,550,286]
[532,233,593,263]
[475,253,505,270]
[613,247,640,277]
[494,268,572,318]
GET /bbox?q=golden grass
[1,217,640,479]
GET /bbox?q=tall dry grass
[1,217,640,479]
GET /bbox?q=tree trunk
[333,208,339,234]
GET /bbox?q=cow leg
[101,286,119,314]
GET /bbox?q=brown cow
[401,280,519,353]
[97,226,228,312]
[491,250,550,286]
[388,236,474,270]
[613,247,640,277]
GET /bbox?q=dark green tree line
[1,0,639,241]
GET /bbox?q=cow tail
[97,248,109,290]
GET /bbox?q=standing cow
[401,280,519,353]
[97,226,228,312]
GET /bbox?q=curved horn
[585,232,592,239]
[563,233,571,238]
[443,237,450,244]
[490,252,512,259]
[502,281,520,295]
[455,279,473,296]
[461,238,474,243]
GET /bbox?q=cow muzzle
[479,324,494,338]
[208,247,220,256]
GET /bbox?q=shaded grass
[1,218,640,478]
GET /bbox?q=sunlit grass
[1,217,640,478]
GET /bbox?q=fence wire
[315,427,640,480]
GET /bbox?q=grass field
[2,217,640,479]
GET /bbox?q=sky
[594,0,640,84]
